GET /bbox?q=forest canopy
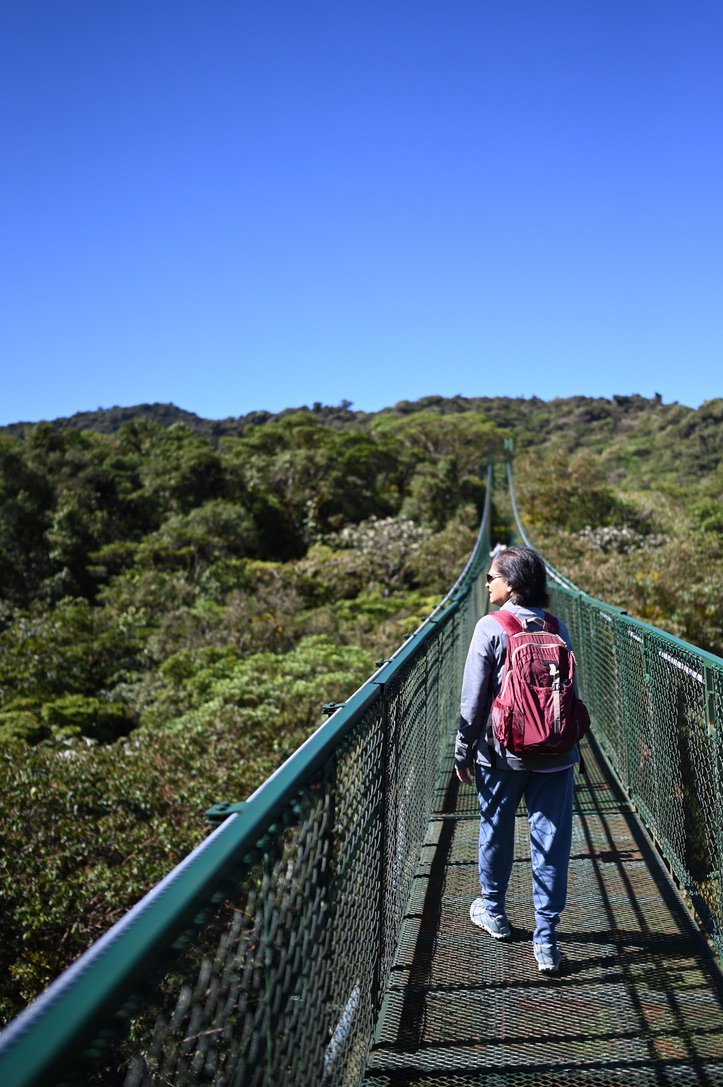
[0,391,721,1021]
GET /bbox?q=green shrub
[0,710,44,745]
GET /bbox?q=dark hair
[494,546,549,608]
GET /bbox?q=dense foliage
[0,408,494,1019]
[511,418,723,655]
[0,391,721,1021]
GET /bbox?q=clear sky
[1,1,721,425]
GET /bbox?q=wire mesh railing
[0,472,492,1087]
[506,460,723,964]
[7,456,721,1087]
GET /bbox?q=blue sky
[1,1,721,425]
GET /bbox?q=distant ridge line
[0,400,364,441]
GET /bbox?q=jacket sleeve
[455,617,500,769]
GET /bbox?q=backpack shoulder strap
[491,610,524,636]
[543,612,560,635]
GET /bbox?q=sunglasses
[486,572,504,584]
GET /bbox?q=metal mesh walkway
[365,735,723,1086]
[3,462,723,1087]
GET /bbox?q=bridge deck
[365,736,723,1086]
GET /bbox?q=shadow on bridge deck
[365,736,723,1086]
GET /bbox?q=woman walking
[455,545,584,974]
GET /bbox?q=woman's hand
[455,766,473,785]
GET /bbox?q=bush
[515,449,625,532]
[0,710,44,745]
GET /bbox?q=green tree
[515,449,625,532]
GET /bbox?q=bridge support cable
[0,472,493,1087]
[505,457,723,968]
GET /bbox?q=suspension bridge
[1,463,723,1086]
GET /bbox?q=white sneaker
[469,898,511,939]
[534,942,561,973]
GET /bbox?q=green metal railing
[507,459,723,962]
[4,457,723,1087]
[0,473,493,1087]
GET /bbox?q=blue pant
[475,763,574,945]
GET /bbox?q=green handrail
[0,470,493,1087]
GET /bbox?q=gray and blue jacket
[455,600,580,772]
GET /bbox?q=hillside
[0,402,497,1018]
[0,399,363,443]
[0,391,721,1020]
[4,390,720,483]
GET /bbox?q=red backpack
[490,611,591,757]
